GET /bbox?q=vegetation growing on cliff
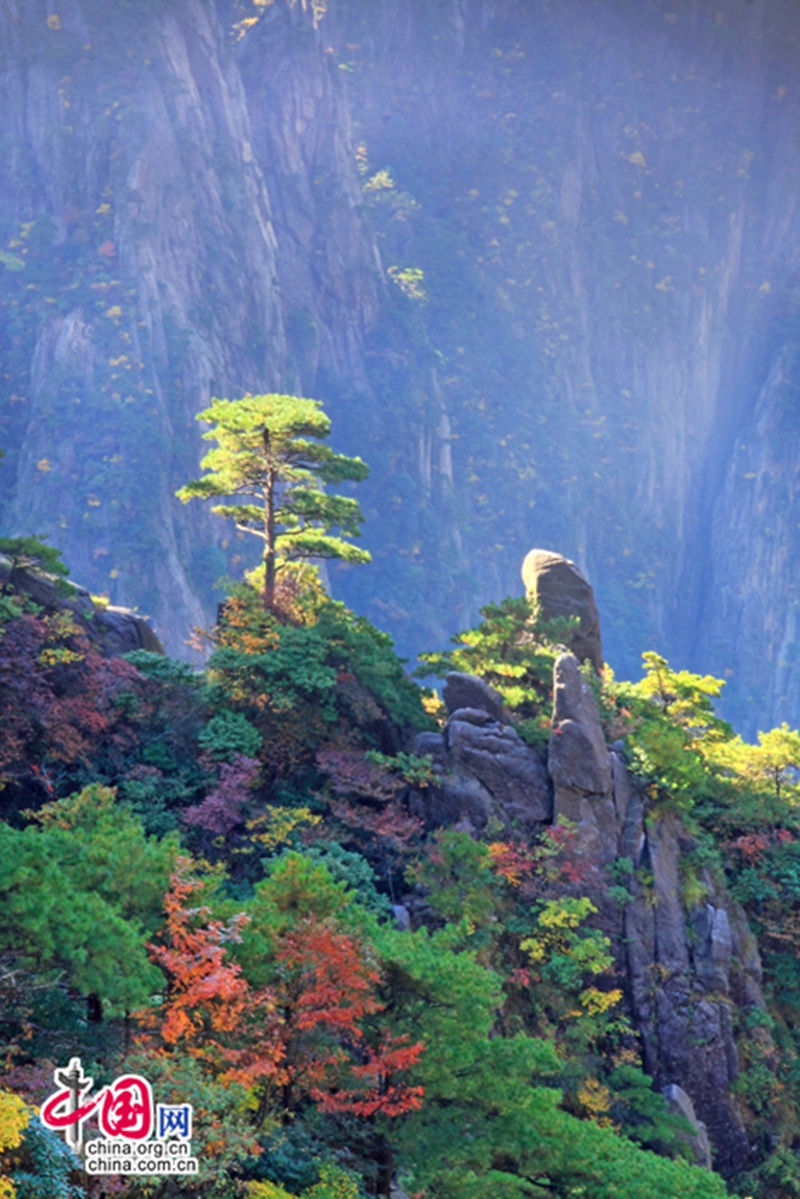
[5,5,800,1194]
[417,595,579,748]
[6,410,800,1195]
[0,554,739,1199]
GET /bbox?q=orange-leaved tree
[144,857,283,1090]
[146,855,423,1127]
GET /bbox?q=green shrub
[199,710,262,761]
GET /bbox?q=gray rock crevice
[412,670,552,833]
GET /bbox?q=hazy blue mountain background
[2,0,800,736]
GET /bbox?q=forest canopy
[2,525,796,1198]
[2,399,800,1198]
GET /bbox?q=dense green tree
[176,394,370,609]
[371,922,727,1199]
[0,785,177,1015]
[605,652,732,815]
[709,723,800,815]
[207,576,431,776]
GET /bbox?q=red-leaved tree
[0,610,140,798]
[143,858,283,1090]
[182,754,260,837]
[316,747,423,895]
[313,1031,424,1118]
[145,859,424,1129]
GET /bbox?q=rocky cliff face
[334,0,800,734]
[414,653,767,1175]
[700,345,800,731]
[0,557,164,656]
[4,0,800,731]
[0,0,283,651]
[0,0,380,655]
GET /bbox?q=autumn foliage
[0,609,139,797]
[144,858,282,1090]
[182,754,261,836]
[145,859,424,1126]
[0,559,745,1199]
[313,1032,424,1118]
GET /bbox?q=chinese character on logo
[41,1058,192,1158]
[157,1104,192,1140]
[98,1074,154,1140]
[40,1059,99,1154]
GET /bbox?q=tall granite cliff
[0,0,383,653]
[333,0,800,734]
[3,0,800,733]
[405,555,768,1175]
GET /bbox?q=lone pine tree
[177,394,370,609]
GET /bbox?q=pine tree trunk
[263,449,277,610]
[375,1134,393,1198]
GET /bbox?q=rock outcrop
[0,561,163,657]
[545,649,756,1172]
[522,551,604,673]
[661,1084,713,1170]
[545,652,624,877]
[619,804,753,1173]
[413,641,766,1174]
[90,605,164,657]
[550,653,611,800]
[442,672,506,723]
[446,709,552,829]
[413,673,551,834]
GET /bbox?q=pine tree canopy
[177,394,370,609]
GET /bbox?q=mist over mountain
[2,0,800,734]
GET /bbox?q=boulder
[446,712,552,827]
[442,672,505,721]
[661,1084,713,1170]
[436,769,496,831]
[413,731,448,773]
[0,560,164,657]
[412,709,552,833]
[0,559,94,616]
[92,606,164,655]
[549,653,611,796]
[521,548,603,672]
[391,904,411,932]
